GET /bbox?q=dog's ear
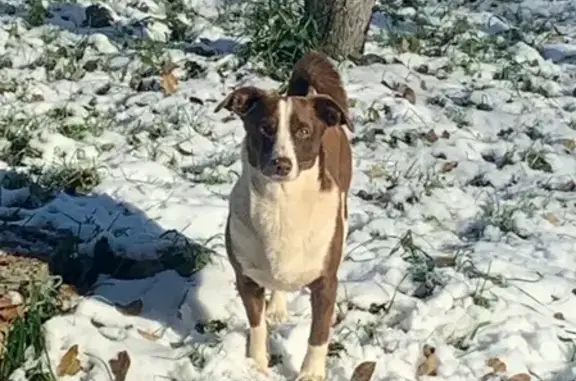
[311,95,354,132]
[214,86,268,117]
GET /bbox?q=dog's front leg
[237,275,268,374]
[297,275,337,381]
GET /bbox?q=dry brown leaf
[486,357,507,373]
[0,295,14,309]
[560,138,576,151]
[56,344,82,377]
[160,62,179,96]
[0,304,24,322]
[402,86,416,105]
[434,256,456,268]
[115,299,143,316]
[423,129,438,143]
[350,361,376,381]
[137,328,163,341]
[542,212,560,226]
[109,350,131,381]
[509,373,531,381]
[160,72,178,95]
[440,161,459,173]
[416,345,438,377]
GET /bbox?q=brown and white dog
[215,51,353,381]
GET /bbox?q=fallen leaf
[553,312,565,320]
[160,61,178,96]
[422,129,438,143]
[137,328,163,341]
[0,296,14,309]
[559,138,576,151]
[109,350,131,381]
[509,373,531,381]
[416,345,438,377]
[434,256,456,268]
[486,357,507,373]
[350,361,376,381]
[0,304,24,322]
[58,284,79,299]
[440,161,459,173]
[0,291,23,309]
[115,299,143,316]
[402,86,416,105]
[542,212,560,226]
[56,344,82,377]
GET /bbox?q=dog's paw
[250,356,269,376]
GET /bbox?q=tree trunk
[305,0,375,59]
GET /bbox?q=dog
[214,51,354,381]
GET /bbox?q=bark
[305,0,376,59]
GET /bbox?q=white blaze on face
[274,98,299,179]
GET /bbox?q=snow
[1,0,576,380]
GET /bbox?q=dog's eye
[296,127,311,139]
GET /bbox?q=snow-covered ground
[1,0,576,380]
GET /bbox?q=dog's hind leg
[266,290,288,325]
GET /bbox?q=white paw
[250,356,269,376]
[297,344,328,381]
[266,291,288,325]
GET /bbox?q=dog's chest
[231,184,339,291]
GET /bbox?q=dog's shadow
[0,167,218,343]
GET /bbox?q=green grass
[0,281,61,380]
[238,0,320,81]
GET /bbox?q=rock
[415,64,428,74]
[95,83,111,95]
[355,53,387,66]
[184,60,206,80]
[83,4,114,28]
[476,102,493,111]
[82,59,99,72]
[130,77,160,92]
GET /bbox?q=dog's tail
[286,51,349,120]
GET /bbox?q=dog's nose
[272,157,293,176]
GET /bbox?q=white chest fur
[229,157,340,291]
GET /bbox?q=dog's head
[215,86,352,182]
